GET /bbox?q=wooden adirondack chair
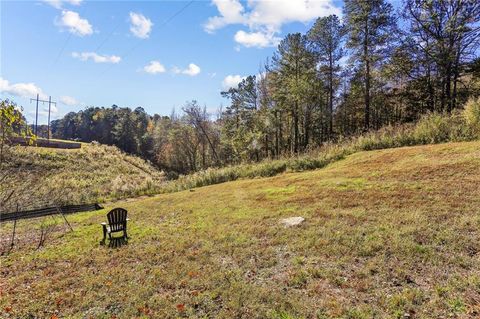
[101,208,129,244]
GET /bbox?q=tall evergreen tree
[308,15,345,137]
[221,76,261,161]
[112,108,137,154]
[344,0,396,130]
[271,33,316,153]
[404,0,480,112]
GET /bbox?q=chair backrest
[107,208,128,232]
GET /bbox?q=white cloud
[143,61,166,74]
[183,63,201,76]
[246,0,341,31]
[40,103,59,116]
[234,30,280,48]
[44,0,83,9]
[72,52,121,63]
[204,0,341,48]
[129,12,153,39]
[56,10,93,36]
[204,0,246,33]
[173,63,201,76]
[0,77,47,99]
[222,74,246,89]
[60,95,78,106]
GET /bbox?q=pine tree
[271,33,316,153]
[404,0,480,112]
[344,0,396,130]
[308,15,345,137]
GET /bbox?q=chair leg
[101,225,107,245]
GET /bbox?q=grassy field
[1,142,165,213]
[1,141,480,318]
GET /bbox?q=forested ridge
[47,0,480,174]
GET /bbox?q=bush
[413,112,453,144]
[413,111,470,144]
[463,96,480,137]
[159,106,480,194]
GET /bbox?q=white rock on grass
[280,216,305,228]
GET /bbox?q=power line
[160,0,195,28]
[124,0,195,59]
[30,95,57,140]
[52,31,73,67]
[98,0,195,77]
[94,16,124,53]
[51,5,88,68]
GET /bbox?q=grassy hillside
[1,142,165,213]
[161,110,480,193]
[4,110,480,215]
[2,141,480,318]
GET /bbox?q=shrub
[11,105,480,206]
[162,106,480,194]
[463,96,480,137]
[163,108,480,193]
[413,112,453,144]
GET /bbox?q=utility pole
[30,95,56,141]
[31,94,39,136]
[47,96,56,141]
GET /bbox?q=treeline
[50,0,480,175]
[51,102,222,176]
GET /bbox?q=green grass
[2,141,480,318]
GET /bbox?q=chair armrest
[126,218,130,221]
[101,222,107,225]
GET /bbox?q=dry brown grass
[1,141,480,318]
[1,142,165,213]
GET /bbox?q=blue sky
[1,0,349,124]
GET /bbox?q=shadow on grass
[101,236,128,248]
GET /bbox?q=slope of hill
[1,141,480,318]
[1,142,165,213]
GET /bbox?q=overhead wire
[51,5,88,68]
[93,15,124,53]
[97,0,195,77]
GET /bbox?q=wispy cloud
[222,74,246,89]
[72,52,121,63]
[173,63,201,76]
[129,12,153,39]
[0,77,47,99]
[143,61,166,74]
[60,95,78,106]
[44,0,82,10]
[41,103,59,116]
